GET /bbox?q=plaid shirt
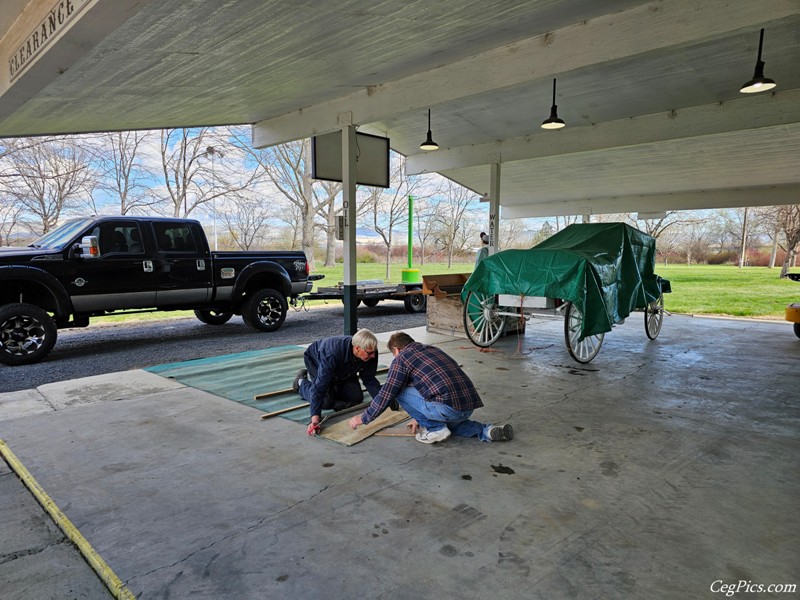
[362,342,483,424]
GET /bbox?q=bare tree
[554,214,581,231]
[413,195,439,265]
[159,128,261,219]
[316,179,344,267]
[434,179,479,268]
[675,220,708,265]
[499,217,531,249]
[625,211,686,238]
[366,155,429,279]
[0,194,24,245]
[761,204,800,277]
[218,190,276,250]
[2,137,92,234]
[229,135,335,271]
[92,131,159,215]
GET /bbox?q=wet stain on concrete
[373,523,389,536]
[461,474,472,480]
[491,464,515,475]
[322,462,334,467]
[574,426,585,432]
[276,574,289,582]
[439,544,458,557]
[600,460,620,477]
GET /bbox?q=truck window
[94,222,143,255]
[153,223,197,253]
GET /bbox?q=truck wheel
[404,293,427,313]
[242,289,287,332]
[795,323,800,339]
[194,309,233,325]
[0,303,58,366]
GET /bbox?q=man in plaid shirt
[349,332,514,444]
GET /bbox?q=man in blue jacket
[293,329,382,436]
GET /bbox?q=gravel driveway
[1,303,427,393]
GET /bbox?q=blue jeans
[396,386,492,442]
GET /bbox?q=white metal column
[489,163,501,254]
[341,125,358,334]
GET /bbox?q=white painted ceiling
[1,0,798,217]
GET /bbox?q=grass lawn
[657,265,798,319]
[99,262,799,323]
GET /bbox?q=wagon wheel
[644,293,665,340]
[564,301,604,363]
[463,290,505,347]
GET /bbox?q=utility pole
[738,207,749,268]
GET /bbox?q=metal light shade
[419,109,439,150]
[541,106,566,129]
[740,29,777,94]
[541,78,566,129]
[740,62,776,93]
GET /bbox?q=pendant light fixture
[541,78,566,129]
[419,109,439,151]
[740,28,777,94]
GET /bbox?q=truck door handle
[197,259,205,270]
[143,260,153,273]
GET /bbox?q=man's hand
[348,414,364,430]
[307,416,321,436]
[406,418,419,434]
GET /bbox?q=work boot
[292,369,308,393]
[488,424,514,441]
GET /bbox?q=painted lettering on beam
[9,0,90,81]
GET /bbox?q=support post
[489,163,501,255]
[342,126,358,333]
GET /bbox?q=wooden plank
[259,403,308,420]
[318,409,410,446]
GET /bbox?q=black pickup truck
[0,215,315,365]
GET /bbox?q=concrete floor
[1,314,798,600]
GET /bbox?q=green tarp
[462,222,669,338]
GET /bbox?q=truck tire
[194,309,233,325]
[404,293,427,313]
[242,288,287,332]
[0,303,58,366]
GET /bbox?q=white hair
[352,329,378,350]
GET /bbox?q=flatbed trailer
[301,279,427,313]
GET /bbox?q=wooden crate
[426,294,524,339]
[421,273,471,298]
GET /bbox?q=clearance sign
[9,0,91,81]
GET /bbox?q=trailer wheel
[463,291,504,347]
[404,293,427,313]
[363,298,380,307]
[242,289,287,332]
[0,303,58,366]
[194,309,233,325]
[794,322,800,339]
[564,302,604,363]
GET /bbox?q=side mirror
[79,236,100,259]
